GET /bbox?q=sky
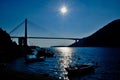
[0,0,120,47]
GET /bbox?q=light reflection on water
[56,47,74,67]
[55,47,74,79]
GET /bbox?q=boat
[37,48,54,57]
[45,50,54,57]
[25,56,45,63]
[65,63,95,76]
[25,46,46,63]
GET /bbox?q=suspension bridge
[10,19,80,46]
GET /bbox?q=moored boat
[25,46,46,63]
[25,56,45,63]
[65,63,95,76]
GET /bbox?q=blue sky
[0,0,120,47]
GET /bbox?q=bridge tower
[24,18,28,46]
[18,19,28,46]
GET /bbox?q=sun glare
[60,6,68,15]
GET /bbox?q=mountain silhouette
[0,28,21,62]
[70,19,120,47]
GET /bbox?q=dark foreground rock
[0,28,22,63]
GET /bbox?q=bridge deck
[11,36,81,40]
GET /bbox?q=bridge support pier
[18,37,27,46]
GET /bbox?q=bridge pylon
[24,18,28,46]
[18,19,28,47]
[18,37,26,46]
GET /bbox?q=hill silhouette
[0,28,21,62]
[70,19,120,47]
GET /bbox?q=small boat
[25,56,45,63]
[65,63,95,76]
[25,47,46,63]
[37,48,54,57]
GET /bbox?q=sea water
[7,47,120,80]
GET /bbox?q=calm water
[7,47,120,80]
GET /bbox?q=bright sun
[60,6,68,15]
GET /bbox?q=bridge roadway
[11,36,81,41]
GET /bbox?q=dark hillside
[0,28,21,62]
[70,19,120,47]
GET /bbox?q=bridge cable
[9,21,24,35]
[28,20,57,36]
